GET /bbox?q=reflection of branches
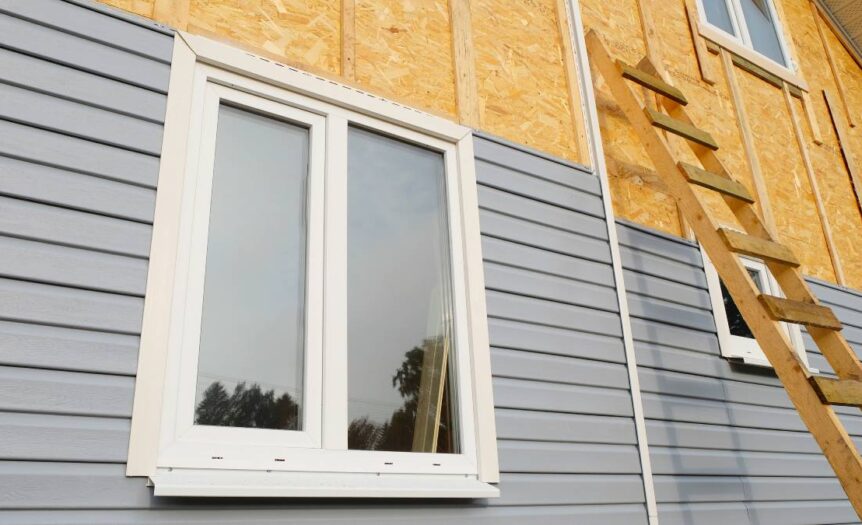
[195,381,299,430]
[347,336,455,453]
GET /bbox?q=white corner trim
[565,1,659,523]
[126,34,197,477]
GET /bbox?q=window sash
[156,65,479,475]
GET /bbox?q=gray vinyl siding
[0,1,649,522]
[619,220,862,525]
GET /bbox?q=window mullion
[322,113,349,450]
[730,0,753,46]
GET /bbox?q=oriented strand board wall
[98,0,589,165]
[470,0,579,162]
[581,0,862,288]
[354,0,456,117]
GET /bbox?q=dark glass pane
[703,0,736,35]
[740,0,786,65]
[346,126,459,454]
[194,105,308,431]
[721,268,762,339]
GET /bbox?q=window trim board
[126,32,500,490]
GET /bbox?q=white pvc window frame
[127,32,499,498]
[695,0,807,88]
[701,248,812,370]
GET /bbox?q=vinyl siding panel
[619,220,862,524]
[0,2,649,521]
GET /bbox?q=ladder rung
[678,162,755,203]
[811,376,862,407]
[760,295,842,330]
[718,228,801,267]
[645,108,719,150]
[617,60,688,106]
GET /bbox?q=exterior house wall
[619,221,862,524]
[0,1,648,522]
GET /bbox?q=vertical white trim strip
[127,34,198,476]
[565,1,659,522]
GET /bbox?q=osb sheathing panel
[470,0,582,164]
[98,0,154,17]
[354,0,456,118]
[738,69,835,282]
[580,0,682,235]
[188,0,342,75]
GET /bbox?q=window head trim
[695,0,809,90]
[701,247,813,371]
[127,32,500,496]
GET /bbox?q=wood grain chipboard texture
[581,0,862,289]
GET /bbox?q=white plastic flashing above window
[126,32,500,498]
[702,248,813,370]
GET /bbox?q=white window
[127,33,499,498]
[702,249,811,369]
[696,0,801,84]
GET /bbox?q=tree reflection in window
[347,335,457,454]
[195,381,300,430]
[720,268,763,339]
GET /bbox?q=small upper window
[699,0,790,67]
[702,249,811,369]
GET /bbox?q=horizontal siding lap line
[0,188,155,228]
[0,5,172,64]
[477,203,610,246]
[482,256,616,293]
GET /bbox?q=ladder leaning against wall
[585,30,862,519]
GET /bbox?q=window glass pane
[346,127,459,454]
[194,105,308,431]
[740,0,786,65]
[703,0,736,35]
[721,268,762,339]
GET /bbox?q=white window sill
[150,468,500,498]
[698,23,809,91]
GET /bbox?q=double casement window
[127,33,499,498]
[697,0,799,82]
[702,250,810,369]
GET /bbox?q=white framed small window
[127,33,499,499]
[701,248,811,369]
[696,0,804,86]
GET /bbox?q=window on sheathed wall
[128,36,499,499]
[699,0,789,66]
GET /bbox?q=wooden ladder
[586,30,862,517]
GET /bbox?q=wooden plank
[555,0,591,163]
[586,31,862,518]
[679,162,754,203]
[617,61,687,105]
[824,90,862,215]
[340,0,355,79]
[812,376,862,407]
[802,89,824,146]
[760,295,842,330]
[811,0,855,128]
[645,108,718,150]
[719,48,779,236]
[449,0,479,129]
[717,228,800,267]
[412,335,450,453]
[683,0,716,85]
[152,0,190,31]
[782,83,845,284]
